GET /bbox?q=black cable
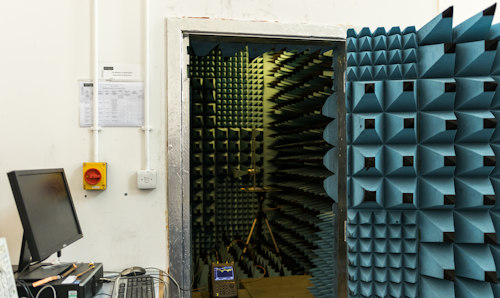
[16,280,35,298]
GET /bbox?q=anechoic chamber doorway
[166,18,347,298]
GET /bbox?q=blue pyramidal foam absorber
[455,177,495,208]
[384,145,417,176]
[454,244,497,282]
[454,211,496,243]
[351,145,383,176]
[384,177,417,208]
[417,6,453,45]
[343,5,500,297]
[419,144,456,176]
[384,112,417,143]
[419,112,457,144]
[455,77,497,110]
[455,40,497,76]
[455,277,495,298]
[454,144,495,176]
[350,177,383,208]
[455,111,496,143]
[417,79,456,111]
[418,42,456,78]
[419,210,454,242]
[350,113,383,144]
[384,80,416,112]
[419,243,455,279]
[419,177,455,208]
[420,276,455,298]
[453,3,496,43]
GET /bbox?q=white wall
[0,0,496,272]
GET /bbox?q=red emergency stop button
[84,168,102,185]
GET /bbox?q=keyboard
[112,276,155,298]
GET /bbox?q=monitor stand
[16,234,71,281]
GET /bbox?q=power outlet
[137,170,157,189]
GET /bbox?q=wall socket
[137,170,157,189]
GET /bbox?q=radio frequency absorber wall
[341,4,500,297]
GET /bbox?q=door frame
[166,17,347,297]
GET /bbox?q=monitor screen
[8,169,83,267]
[214,266,234,281]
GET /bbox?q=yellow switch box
[83,162,107,190]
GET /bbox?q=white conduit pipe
[144,0,151,170]
[92,0,100,162]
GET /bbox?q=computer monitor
[7,168,83,274]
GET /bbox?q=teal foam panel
[349,177,384,208]
[323,147,338,173]
[420,276,455,298]
[358,27,372,37]
[388,282,404,297]
[454,244,497,282]
[373,34,387,51]
[455,144,495,176]
[388,26,401,36]
[419,210,454,242]
[454,210,496,243]
[388,34,403,50]
[417,6,454,46]
[417,79,456,111]
[384,80,416,112]
[347,52,357,66]
[419,112,457,144]
[417,43,456,78]
[373,27,386,36]
[388,49,402,64]
[403,33,418,50]
[358,65,373,81]
[403,63,419,79]
[351,145,383,177]
[347,28,357,38]
[384,145,417,176]
[455,111,496,143]
[322,93,338,119]
[455,177,495,208]
[373,50,387,65]
[403,26,417,35]
[402,48,418,64]
[384,112,417,143]
[358,51,372,66]
[455,40,497,76]
[489,23,500,39]
[384,177,417,209]
[358,36,372,52]
[453,4,496,44]
[492,211,500,236]
[350,113,383,144]
[323,120,338,146]
[493,77,500,108]
[455,278,495,298]
[493,145,500,176]
[419,243,455,280]
[347,209,359,224]
[388,64,403,80]
[347,36,357,53]
[373,65,388,80]
[419,177,456,209]
[455,77,497,110]
[492,46,500,76]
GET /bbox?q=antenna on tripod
[233,126,260,188]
